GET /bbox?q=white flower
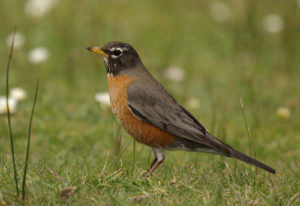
[0,96,17,115]
[186,98,200,109]
[10,87,27,101]
[276,106,290,119]
[262,14,284,34]
[25,0,56,18]
[95,92,110,109]
[6,32,25,49]
[28,47,49,64]
[209,2,230,23]
[164,66,185,82]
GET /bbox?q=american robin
[87,42,275,174]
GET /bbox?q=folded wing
[127,80,231,155]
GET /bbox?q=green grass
[1,0,300,205]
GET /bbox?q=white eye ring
[111,47,123,58]
[110,47,128,58]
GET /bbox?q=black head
[87,42,142,75]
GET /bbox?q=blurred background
[0,0,299,204]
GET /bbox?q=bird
[87,41,275,174]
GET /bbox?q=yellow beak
[87,46,109,58]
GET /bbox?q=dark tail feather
[230,149,275,174]
[204,132,275,174]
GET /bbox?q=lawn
[0,0,299,205]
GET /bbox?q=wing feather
[127,81,230,154]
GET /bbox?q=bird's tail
[229,148,275,174]
[205,132,275,174]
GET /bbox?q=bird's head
[87,42,142,76]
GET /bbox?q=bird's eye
[113,49,122,56]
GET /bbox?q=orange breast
[107,74,175,148]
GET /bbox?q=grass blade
[240,97,257,175]
[6,28,20,197]
[22,80,39,201]
[132,140,136,172]
[113,125,122,157]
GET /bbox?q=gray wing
[127,80,231,154]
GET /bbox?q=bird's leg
[149,158,164,174]
[150,158,158,168]
[148,148,165,175]
[150,149,158,168]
